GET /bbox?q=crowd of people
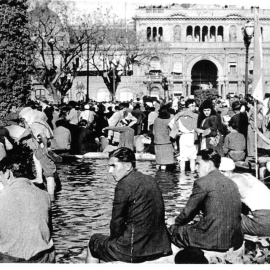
[1,92,270,263]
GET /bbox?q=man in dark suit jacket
[168,149,243,252]
[86,147,172,263]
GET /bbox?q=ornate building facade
[70,3,270,101]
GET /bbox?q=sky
[72,0,270,20]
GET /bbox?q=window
[202,26,208,42]
[153,27,157,42]
[158,27,163,41]
[217,26,224,42]
[186,26,193,38]
[194,26,200,41]
[210,26,216,41]
[147,27,151,41]
[229,64,237,74]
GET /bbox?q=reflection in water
[52,159,197,263]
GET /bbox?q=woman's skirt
[155,143,174,165]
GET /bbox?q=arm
[255,128,270,145]
[104,126,127,133]
[127,114,137,127]
[174,180,206,226]
[110,183,129,239]
[223,135,229,154]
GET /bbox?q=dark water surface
[52,158,196,263]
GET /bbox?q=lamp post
[242,21,254,96]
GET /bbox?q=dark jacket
[108,170,172,260]
[174,170,243,251]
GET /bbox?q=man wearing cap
[86,147,172,263]
[220,157,270,236]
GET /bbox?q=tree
[0,0,35,124]
[28,0,108,103]
[28,1,169,103]
[89,18,169,101]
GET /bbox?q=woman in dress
[196,99,224,156]
[153,105,174,170]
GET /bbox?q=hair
[201,149,221,168]
[78,119,88,127]
[0,155,26,178]
[185,99,195,108]
[200,99,214,112]
[175,247,208,264]
[158,105,171,119]
[109,147,136,168]
[228,118,239,130]
[246,96,254,106]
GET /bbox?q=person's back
[52,125,71,150]
[179,170,243,251]
[0,178,53,261]
[111,169,171,260]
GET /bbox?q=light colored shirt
[79,110,96,123]
[51,126,71,150]
[66,108,79,125]
[231,173,270,211]
[0,178,53,260]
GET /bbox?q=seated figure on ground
[219,157,270,236]
[0,155,55,263]
[167,149,243,252]
[50,120,71,151]
[223,117,246,162]
[86,147,172,263]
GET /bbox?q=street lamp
[242,21,254,96]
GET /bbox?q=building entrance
[191,60,218,94]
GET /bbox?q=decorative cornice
[171,13,187,17]
[226,13,244,18]
[134,17,270,21]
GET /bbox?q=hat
[84,104,90,110]
[232,101,241,111]
[189,95,195,99]
[219,157,235,171]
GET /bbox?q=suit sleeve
[110,182,129,239]
[174,180,206,226]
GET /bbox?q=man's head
[0,155,25,191]
[108,147,135,182]
[219,157,235,178]
[196,149,221,178]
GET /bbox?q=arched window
[217,26,224,42]
[186,25,192,39]
[149,56,161,73]
[194,26,200,41]
[158,27,163,41]
[147,27,151,42]
[202,26,208,42]
[153,27,157,42]
[210,26,216,42]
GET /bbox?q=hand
[166,217,176,226]
[254,127,260,133]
